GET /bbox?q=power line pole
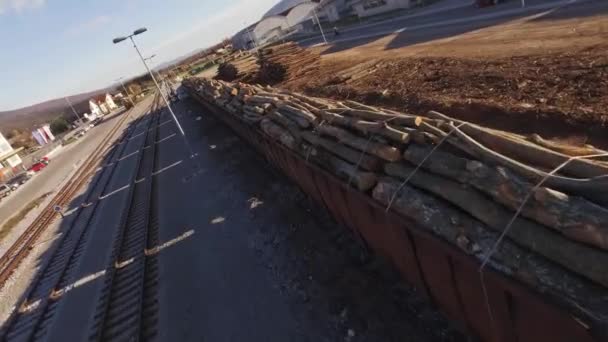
[64,96,82,124]
[116,77,136,107]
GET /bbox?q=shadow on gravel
[182,98,468,342]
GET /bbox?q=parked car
[9,172,32,191]
[29,161,47,173]
[0,184,11,199]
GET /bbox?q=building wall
[319,0,348,22]
[106,94,118,110]
[0,133,12,156]
[90,100,103,116]
[353,0,411,17]
[0,132,22,169]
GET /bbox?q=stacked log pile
[184,77,608,332]
[215,53,259,82]
[327,59,382,85]
[257,42,321,84]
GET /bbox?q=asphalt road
[0,101,150,228]
[297,0,576,48]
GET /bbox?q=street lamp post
[144,54,170,95]
[113,28,188,142]
[64,96,82,124]
[115,77,136,107]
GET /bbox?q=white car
[0,184,11,198]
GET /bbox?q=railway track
[0,98,154,291]
[89,103,162,341]
[0,94,163,341]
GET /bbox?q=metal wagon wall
[190,92,598,342]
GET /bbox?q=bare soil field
[284,1,608,148]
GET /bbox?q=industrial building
[231,0,417,50]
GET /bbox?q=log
[260,119,296,149]
[373,179,608,328]
[301,132,382,171]
[384,162,608,288]
[404,144,608,250]
[279,91,337,109]
[268,111,302,142]
[243,105,265,115]
[310,147,377,191]
[276,103,317,125]
[444,123,608,205]
[278,109,310,129]
[314,110,411,144]
[316,125,402,162]
[528,134,608,159]
[328,108,421,127]
[427,111,608,179]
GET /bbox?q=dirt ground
[284,1,608,148]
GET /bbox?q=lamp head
[133,28,148,35]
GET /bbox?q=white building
[0,132,23,173]
[350,0,412,18]
[89,93,118,116]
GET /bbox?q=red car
[29,161,47,173]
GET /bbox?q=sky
[0,0,280,111]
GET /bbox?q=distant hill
[0,88,112,133]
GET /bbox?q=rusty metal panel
[413,235,468,331]
[275,147,296,181]
[325,180,358,233]
[508,284,595,342]
[312,172,347,227]
[450,257,514,342]
[260,138,277,167]
[376,210,430,298]
[291,157,326,207]
[342,190,385,253]
[270,145,290,176]
[282,153,302,185]
[283,153,307,189]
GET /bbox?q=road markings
[128,131,145,140]
[156,133,177,145]
[152,160,183,176]
[99,184,130,200]
[118,150,140,162]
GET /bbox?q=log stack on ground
[257,42,320,84]
[184,76,608,334]
[215,52,259,82]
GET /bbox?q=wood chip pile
[215,53,259,82]
[257,42,321,84]
[184,77,608,331]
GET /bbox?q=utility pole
[116,77,136,107]
[64,96,82,125]
[313,8,328,45]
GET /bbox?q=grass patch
[0,192,52,241]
